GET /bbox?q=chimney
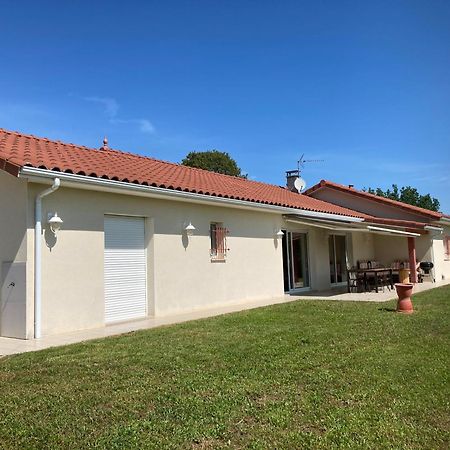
[286,169,300,192]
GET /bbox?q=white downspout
[34,178,60,338]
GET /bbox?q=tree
[363,184,440,212]
[181,150,247,178]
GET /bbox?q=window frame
[210,222,228,262]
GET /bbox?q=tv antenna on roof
[286,154,324,193]
[297,153,324,174]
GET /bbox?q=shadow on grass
[378,307,397,312]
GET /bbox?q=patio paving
[1,280,448,357]
[290,280,448,301]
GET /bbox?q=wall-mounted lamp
[48,212,63,235]
[184,222,196,237]
[276,229,284,239]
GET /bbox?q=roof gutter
[19,167,364,223]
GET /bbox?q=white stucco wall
[432,226,450,281]
[23,179,355,336]
[373,235,409,266]
[0,171,29,338]
[0,171,28,265]
[307,228,331,291]
[371,234,432,267]
[26,183,294,336]
[350,232,375,265]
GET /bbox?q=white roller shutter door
[104,216,147,323]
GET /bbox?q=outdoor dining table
[354,268,394,293]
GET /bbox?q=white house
[1,128,449,339]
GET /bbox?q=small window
[210,223,228,261]
[444,236,450,261]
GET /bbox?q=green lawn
[1,287,449,449]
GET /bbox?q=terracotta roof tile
[0,128,363,218]
[304,179,443,219]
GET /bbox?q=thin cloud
[83,96,155,134]
[138,119,155,134]
[84,96,119,118]
[111,118,155,135]
[416,174,450,184]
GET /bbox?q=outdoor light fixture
[276,229,284,239]
[48,212,63,235]
[184,222,196,237]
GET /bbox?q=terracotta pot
[395,283,414,314]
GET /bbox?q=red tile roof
[0,128,363,218]
[304,180,443,219]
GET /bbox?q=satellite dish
[294,177,306,193]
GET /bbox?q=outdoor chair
[364,270,391,293]
[347,269,365,293]
[377,270,391,292]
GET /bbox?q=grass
[0,286,449,449]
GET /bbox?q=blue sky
[1,0,449,211]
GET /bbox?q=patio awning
[283,215,362,231]
[283,215,421,237]
[365,225,421,237]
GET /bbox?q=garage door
[104,216,147,323]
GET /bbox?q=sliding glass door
[282,231,310,291]
[329,234,347,284]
